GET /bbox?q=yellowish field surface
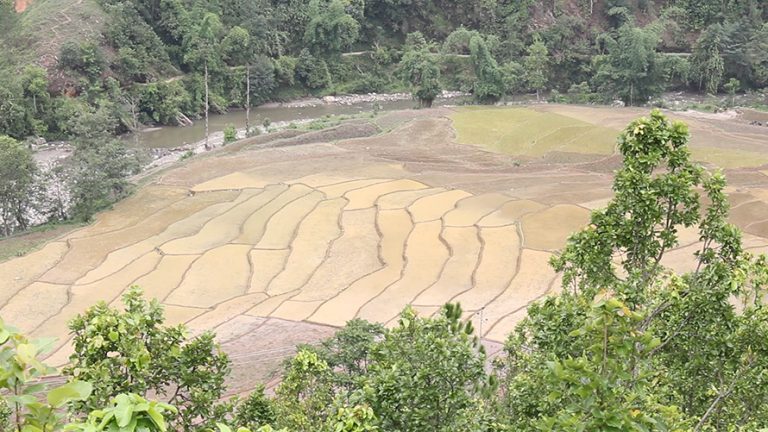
[1,105,767,376]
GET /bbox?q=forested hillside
[0,0,767,235]
[0,0,767,141]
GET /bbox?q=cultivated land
[2,105,768,393]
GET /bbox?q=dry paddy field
[3,105,768,392]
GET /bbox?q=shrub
[224,124,237,144]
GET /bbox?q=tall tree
[747,23,768,88]
[524,35,549,101]
[223,26,255,134]
[497,110,768,429]
[469,35,505,103]
[593,24,664,105]
[66,102,138,221]
[691,24,726,94]
[184,12,222,149]
[0,77,29,139]
[398,32,442,108]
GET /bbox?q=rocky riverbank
[263,90,468,109]
[141,91,470,172]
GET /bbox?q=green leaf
[7,395,37,406]
[108,331,119,342]
[114,394,133,428]
[15,343,37,365]
[146,406,167,432]
[47,380,93,407]
[0,328,10,344]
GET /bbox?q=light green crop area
[450,107,618,157]
[690,147,768,169]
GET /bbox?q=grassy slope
[452,106,768,169]
[451,107,617,157]
[0,0,106,74]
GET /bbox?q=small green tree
[0,135,37,236]
[295,49,331,89]
[64,287,231,432]
[234,386,276,431]
[501,61,525,97]
[0,318,93,432]
[364,304,488,432]
[567,81,593,103]
[469,36,504,103]
[524,35,549,101]
[310,319,384,389]
[223,124,237,144]
[273,349,334,432]
[724,77,740,106]
[59,41,105,82]
[399,32,442,108]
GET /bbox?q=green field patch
[451,107,617,157]
[691,146,768,169]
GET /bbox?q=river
[133,96,464,149]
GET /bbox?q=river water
[134,97,456,149]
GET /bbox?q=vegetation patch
[691,146,768,169]
[451,107,617,157]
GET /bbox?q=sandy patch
[521,205,591,250]
[166,245,252,308]
[0,242,69,305]
[413,226,481,305]
[266,199,345,294]
[191,172,271,192]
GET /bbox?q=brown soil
[14,0,30,12]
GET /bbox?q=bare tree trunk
[245,64,250,135]
[204,61,210,150]
[126,95,140,147]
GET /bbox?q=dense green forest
[1,111,768,431]
[1,0,768,142]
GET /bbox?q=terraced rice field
[2,105,768,390]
